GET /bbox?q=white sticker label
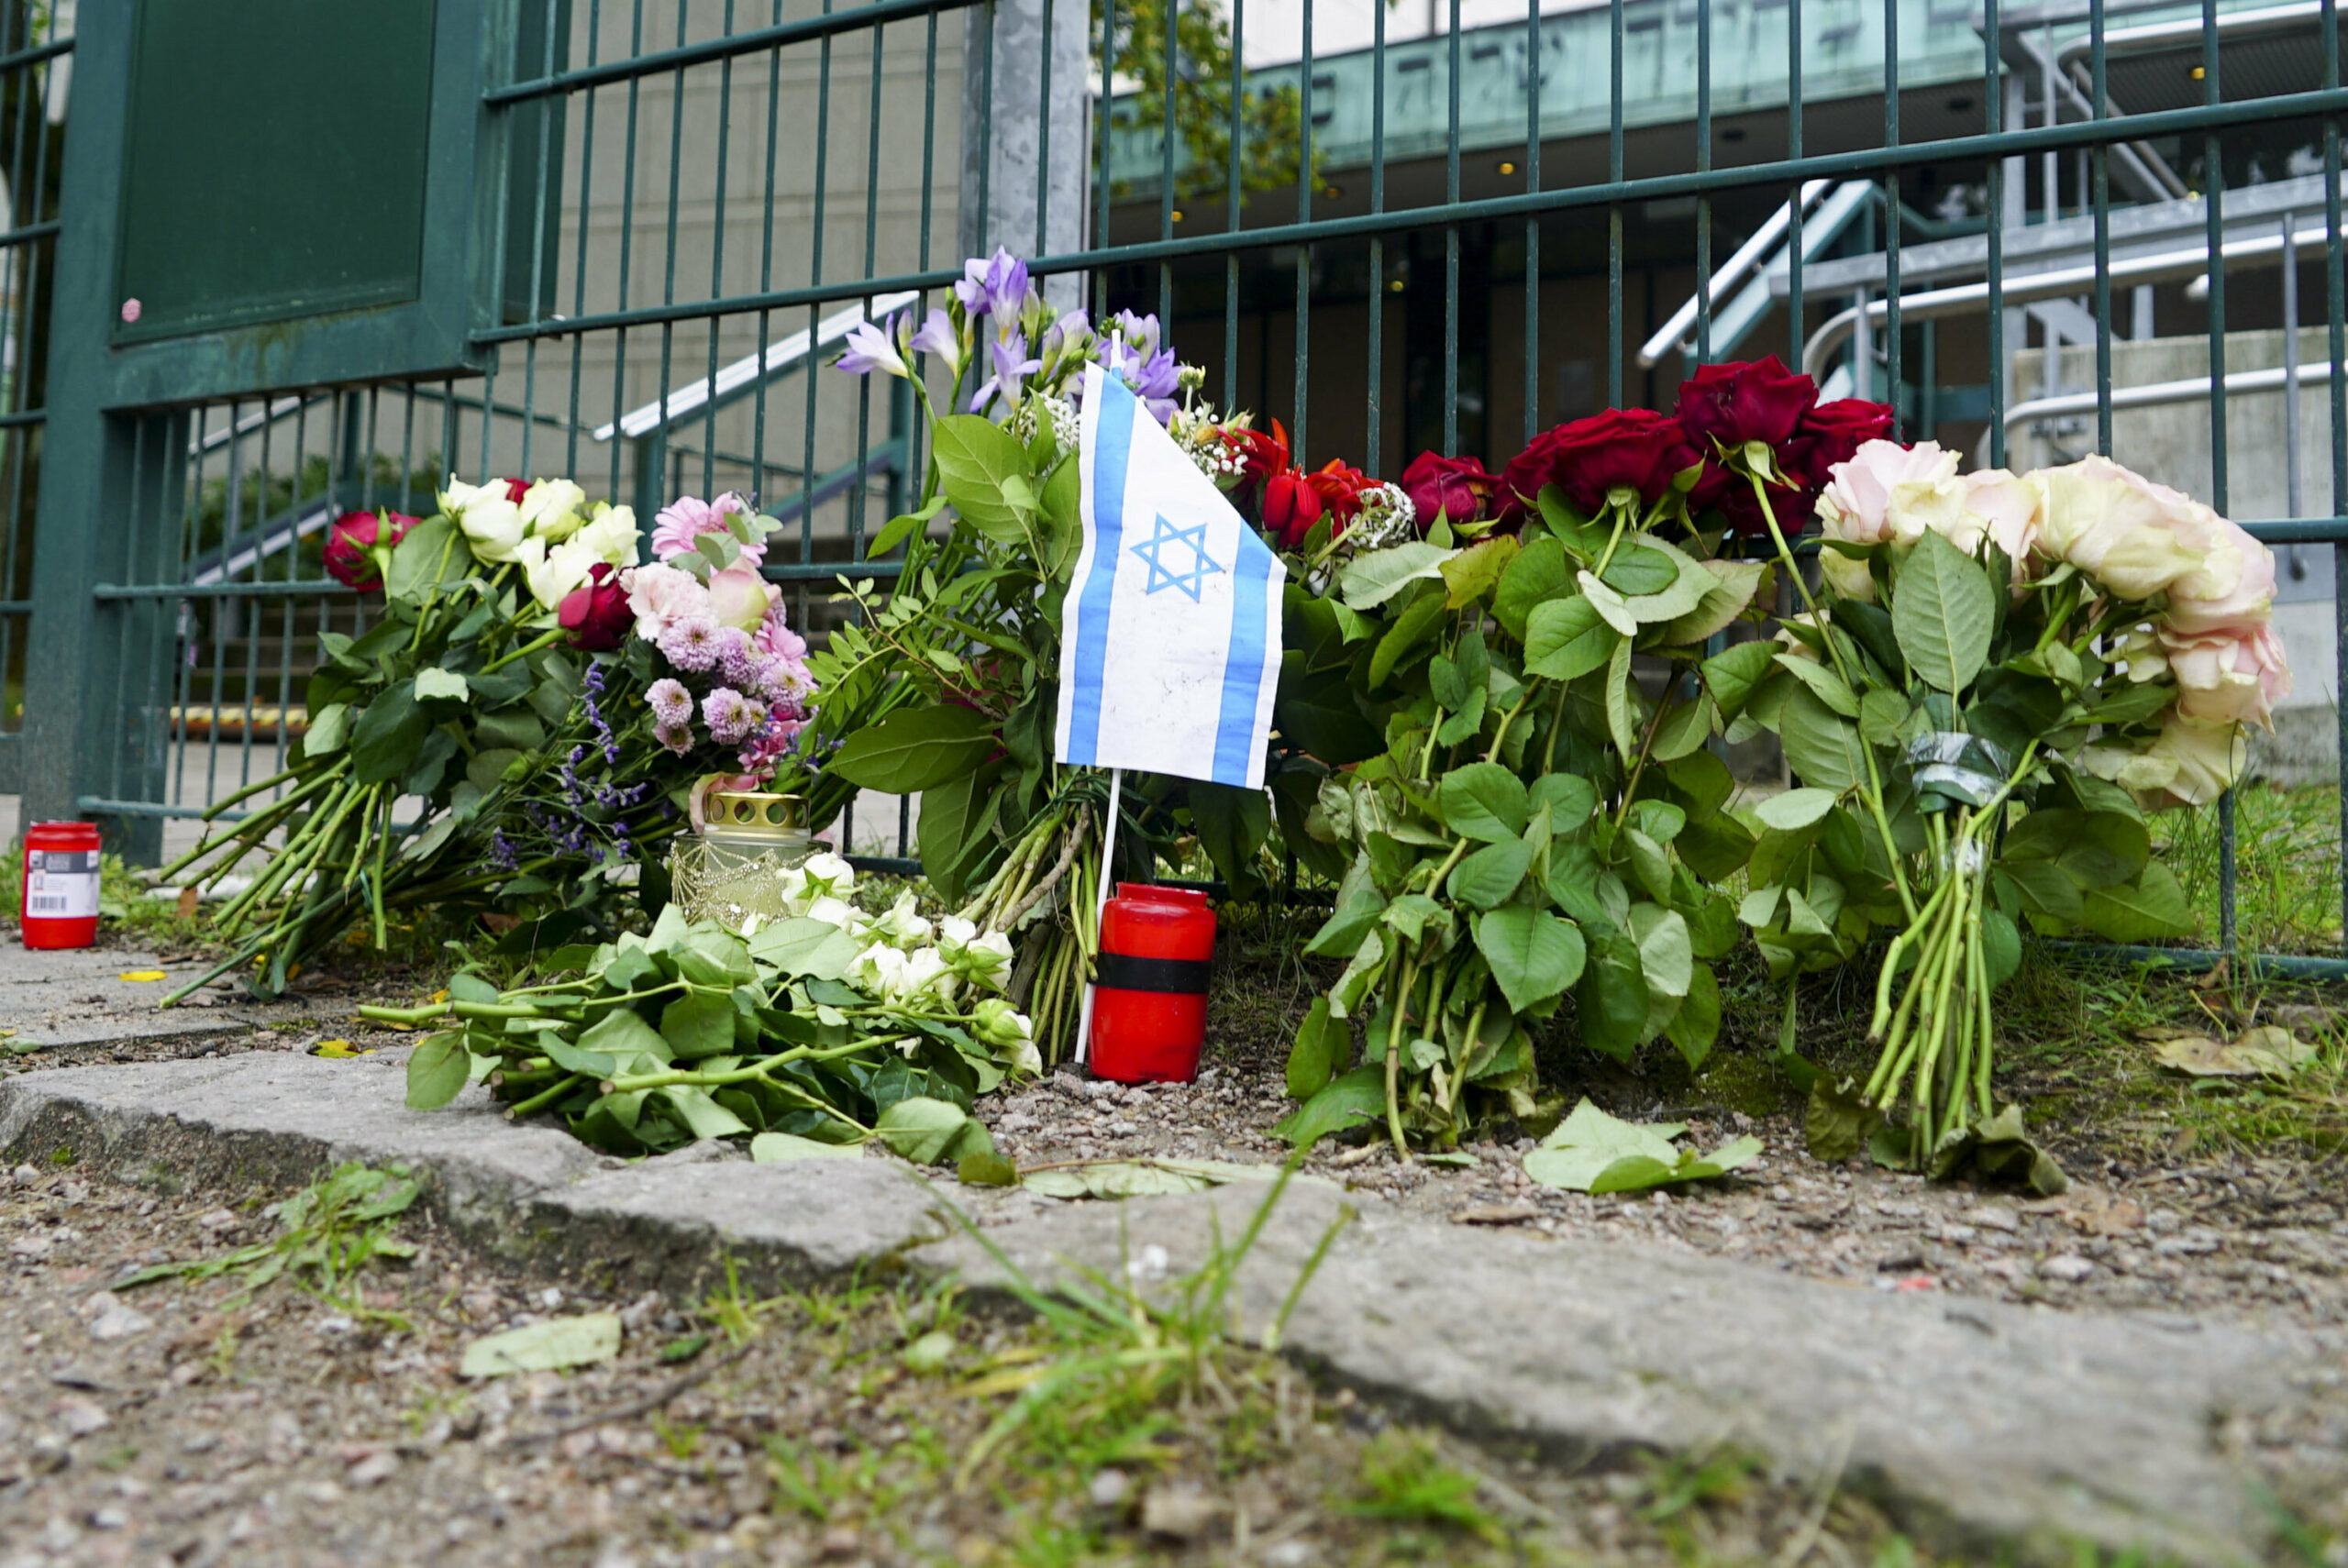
[27,851,98,920]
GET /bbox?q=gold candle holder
[668,791,815,929]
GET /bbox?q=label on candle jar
[26,850,99,919]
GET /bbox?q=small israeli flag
[1055,362,1285,790]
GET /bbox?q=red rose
[1782,397,1895,489]
[1262,469,1324,550]
[558,561,634,651]
[1675,356,1819,452]
[504,478,532,506]
[1401,451,1498,528]
[1500,408,1700,523]
[1713,476,1816,539]
[323,508,419,592]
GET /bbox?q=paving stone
[0,948,260,1049]
[0,1049,2301,1564]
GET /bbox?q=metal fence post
[960,0,1090,306]
[20,0,125,849]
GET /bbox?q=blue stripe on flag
[1212,533,1272,785]
[1065,373,1135,764]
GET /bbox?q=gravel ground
[0,1159,1950,1568]
[988,1063,2348,1335]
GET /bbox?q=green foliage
[113,1162,421,1317]
[1097,0,1312,204]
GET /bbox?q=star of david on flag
[1054,363,1286,790]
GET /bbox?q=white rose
[441,477,526,564]
[519,478,589,541]
[573,502,640,567]
[515,535,601,612]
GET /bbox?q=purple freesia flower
[836,314,908,377]
[1109,310,1163,359]
[970,332,1043,414]
[908,306,963,378]
[1097,332,1183,425]
[955,248,1030,320]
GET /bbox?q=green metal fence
[17,0,2348,974]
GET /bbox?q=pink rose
[2162,516,2276,636]
[2162,624,2292,729]
[624,560,715,641]
[2033,456,2223,602]
[1938,469,2043,595]
[2139,712,2247,808]
[1813,439,1963,600]
[707,565,780,632]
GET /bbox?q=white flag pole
[1071,767,1124,1069]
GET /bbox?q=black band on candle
[1094,952,1213,995]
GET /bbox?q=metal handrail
[1636,181,1833,369]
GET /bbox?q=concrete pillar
[960,0,1091,313]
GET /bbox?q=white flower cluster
[763,854,1039,1075]
[438,476,640,610]
[1011,393,1082,454]
[1338,483,1418,554]
[1169,405,1250,488]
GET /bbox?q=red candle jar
[1089,883,1215,1084]
[21,822,102,950]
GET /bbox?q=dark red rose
[504,478,532,506]
[1262,469,1324,550]
[1500,407,1700,523]
[1782,397,1896,489]
[323,509,419,592]
[1401,451,1498,528]
[558,562,633,651]
[1675,356,1819,452]
[1713,476,1818,539]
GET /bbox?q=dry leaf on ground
[2144,1025,2317,1078]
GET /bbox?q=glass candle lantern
[667,790,815,929]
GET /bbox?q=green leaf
[1522,595,1617,681]
[1629,904,1693,999]
[751,1132,866,1162]
[1339,542,1456,610]
[1529,774,1598,834]
[415,668,471,703]
[875,1096,976,1165]
[1664,964,1722,1068]
[1492,536,1571,640]
[1475,907,1586,1011]
[1981,908,2022,987]
[1436,762,1530,844]
[1754,788,1839,832]
[303,702,351,758]
[1447,838,1534,911]
[1366,589,1450,689]
[1192,781,1273,899]
[1598,543,1677,596]
[1700,640,1781,720]
[1890,528,1996,694]
[930,414,1038,547]
[659,991,737,1059]
[1773,654,1861,718]
[1271,1065,1387,1147]
[866,495,947,559]
[1578,570,1640,635]
[1604,635,1642,759]
[570,1007,673,1073]
[1657,559,1767,646]
[349,680,430,787]
[1997,859,2084,926]
[1649,695,1716,763]
[1576,933,1649,1060]
[746,917,863,981]
[461,1313,623,1378]
[1440,535,1518,608]
[1805,1077,1882,1163]
[405,1031,470,1111]
[382,515,465,602]
[1287,996,1343,1099]
[829,704,998,793]
[2079,864,2192,943]
[1778,688,1870,793]
[2004,808,2150,889]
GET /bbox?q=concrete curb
[0,1047,2294,1566]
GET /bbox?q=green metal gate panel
[115,0,440,344]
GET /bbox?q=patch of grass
[1347,1429,1506,1544]
[2158,782,2343,956]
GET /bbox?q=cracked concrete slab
[0,1046,2298,1565]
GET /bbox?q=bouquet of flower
[160,478,645,996]
[375,853,1038,1160]
[1741,438,2287,1163]
[824,248,1268,1062]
